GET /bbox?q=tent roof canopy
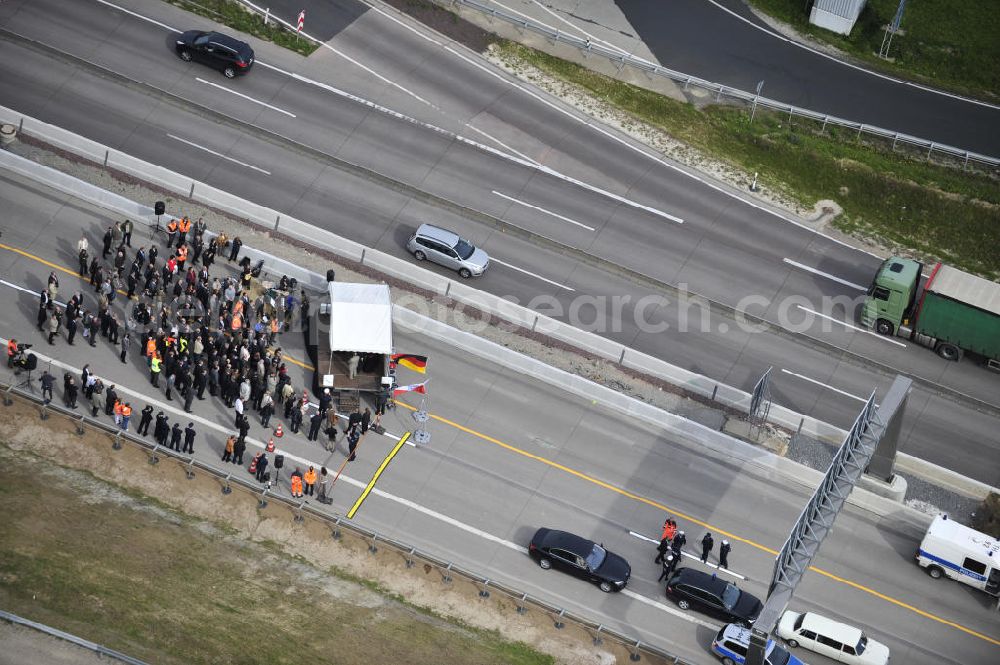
[326,282,392,355]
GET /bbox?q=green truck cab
[862,257,1000,367]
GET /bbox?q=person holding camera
[6,338,17,368]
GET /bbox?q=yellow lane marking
[347,431,411,519]
[6,241,995,646]
[393,400,1000,647]
[0,242,315,371]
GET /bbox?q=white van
[776,611,890,665]
[916,514,1000,596]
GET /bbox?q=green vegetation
[0,447,552,665]
[166,0,319,56]
[748,0,999,101]
[497,42,1000,278]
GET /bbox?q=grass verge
[0,445,552,665]
[165,0,319,56]
[747,0,999,101]
[495,41,1000,278]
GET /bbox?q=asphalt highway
[0,173,997,664]
[460,0,1000,156]
[0,0,997,487]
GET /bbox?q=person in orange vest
[145,336,157,365]
[303,466,317,497]
[661,517,678,542]
[113,399,123,427]
[120,403,133,431]
[6,338,18,368]
[166,218,178,247]
[177,216,191,246]
[290,470,303,498]
[176,243,189,271]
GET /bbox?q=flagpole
[412,382,431,446]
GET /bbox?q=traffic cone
[266,438,275,453]
[274,423,283,438]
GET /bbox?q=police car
[712,623,806,665]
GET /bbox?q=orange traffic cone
[274,423,284,438]
[266,438,275,453]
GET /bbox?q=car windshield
[766,644,791,665]
[454,238,476,260]
[721,583,740,610]
[585,544,607,571]
[856,635,867,654]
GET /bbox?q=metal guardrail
[0,609,149,665]
[0,382,691,664]
[446,0,999,170]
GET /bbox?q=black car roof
[537,529,594,556]
[673,568,729,594]
[205,31,252,55]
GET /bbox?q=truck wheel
[936,343,962,361]
[927,565,944,579]
[875,319,894,336]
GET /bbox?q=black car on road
[665,568,762,626]
[175,30,254,79]
[528,528,631,593]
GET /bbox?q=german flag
[391,353,427,374]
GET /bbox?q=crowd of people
[653,516,733,580]
[27,214,375,505]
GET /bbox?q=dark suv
[665,568,762,626]
[175,30,254,78]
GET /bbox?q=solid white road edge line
[793,305,907,347]
[783,258,866,291]
[493,190,596,231]
[98,0,688,229]
[194,77,297,117]
[167,134,271,175]
[489,258,576,291]
[780,369,868,404]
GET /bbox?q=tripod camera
[13,344,38,391]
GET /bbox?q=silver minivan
[406,223,489,278]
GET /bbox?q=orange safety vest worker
[304,468,316,487]
[167,219,178,233]
[113,400,123,417]
[290,475,303,497]
[146,338,157,357]
[121,404,132,418]
[231,313,242,331]
[179,217,191,233]
[176,244,188,263]
[7,339,17,358]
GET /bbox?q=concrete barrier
[362,252,450,295]
[447,282,537,329]
[106,151,192,197]
[277,217,368,264]
[533,315,625,362]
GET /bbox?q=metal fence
[445,0,999,171]
[0,609,149,665]
[0,382,690,664]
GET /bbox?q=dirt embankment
[0,395,649,665]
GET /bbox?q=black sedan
[665,568,762,626]
[175,30,254,79]
[528,528,631,592]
